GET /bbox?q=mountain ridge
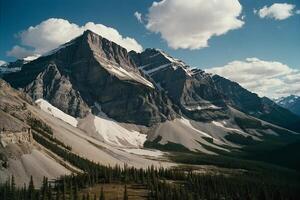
[275,95,300,116]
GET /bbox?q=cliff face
[130,48,228,121]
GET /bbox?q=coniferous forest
[1,128,299,200]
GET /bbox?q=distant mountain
[0,59,24,76]
[0,56,40,77]
[275,95,300,116]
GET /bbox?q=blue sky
[0,0,299,97]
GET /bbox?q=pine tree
[41,177,48,200]
[74,183,79,200]
[123,185,128,200]
[10,175,16,200]
[99,186,105,200]
[28,176,35,200]
[62,177,67,200]
[69,181,73,200]
[47,184,53,200]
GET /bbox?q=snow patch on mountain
[35,99,78,127]
[184,104,222,111]
[142,63,171,75]
[93,115,147,147]
[23,55,40,62]
[0,66,21,74]
[0,60,7,66]
[93,52,155,89]
[121,148,164,157]
[275,95,300,116]
[35,99,147,148]
[140,49,200,77]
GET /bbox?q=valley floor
[80,183,148,200]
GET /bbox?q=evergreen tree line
[0,127,299,199]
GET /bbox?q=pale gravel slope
[1,149,71,187]
[28,104,175,168]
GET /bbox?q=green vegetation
[27,117,53,135]
[28,117,71,150]
[144,136,190,152]
[225,133,256,145]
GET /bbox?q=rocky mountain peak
[83,30,137,70]
[131,48,203,78]
[275,95,300,116]
[3,31,176,126]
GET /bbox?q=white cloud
[134,11,143,23]
[206,58,300,98]
[7,18,143,59]
[83,22,143,52]
[144,0,244,50]
[6,45,35,59]
[0,60,7,66]
[256,3,296,20]
[296,10,300,14]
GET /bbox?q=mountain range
[275,95,300,116]
[1,30,300,187]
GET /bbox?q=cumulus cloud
[0,60,7,66]
[6,45,35,59]
[134,11,143,23]
[7,18,143,59]
[144,0,244,50]
[206,58,300,98]
[256,3,296,20]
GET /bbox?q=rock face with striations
[4,30,176,126]
[212,75,300,132]
[130,48,228,121]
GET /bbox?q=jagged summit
[131,48,203,78]
[275,95,300,116]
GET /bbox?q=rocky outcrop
[24,63,89,118]
[130,48,227,121]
